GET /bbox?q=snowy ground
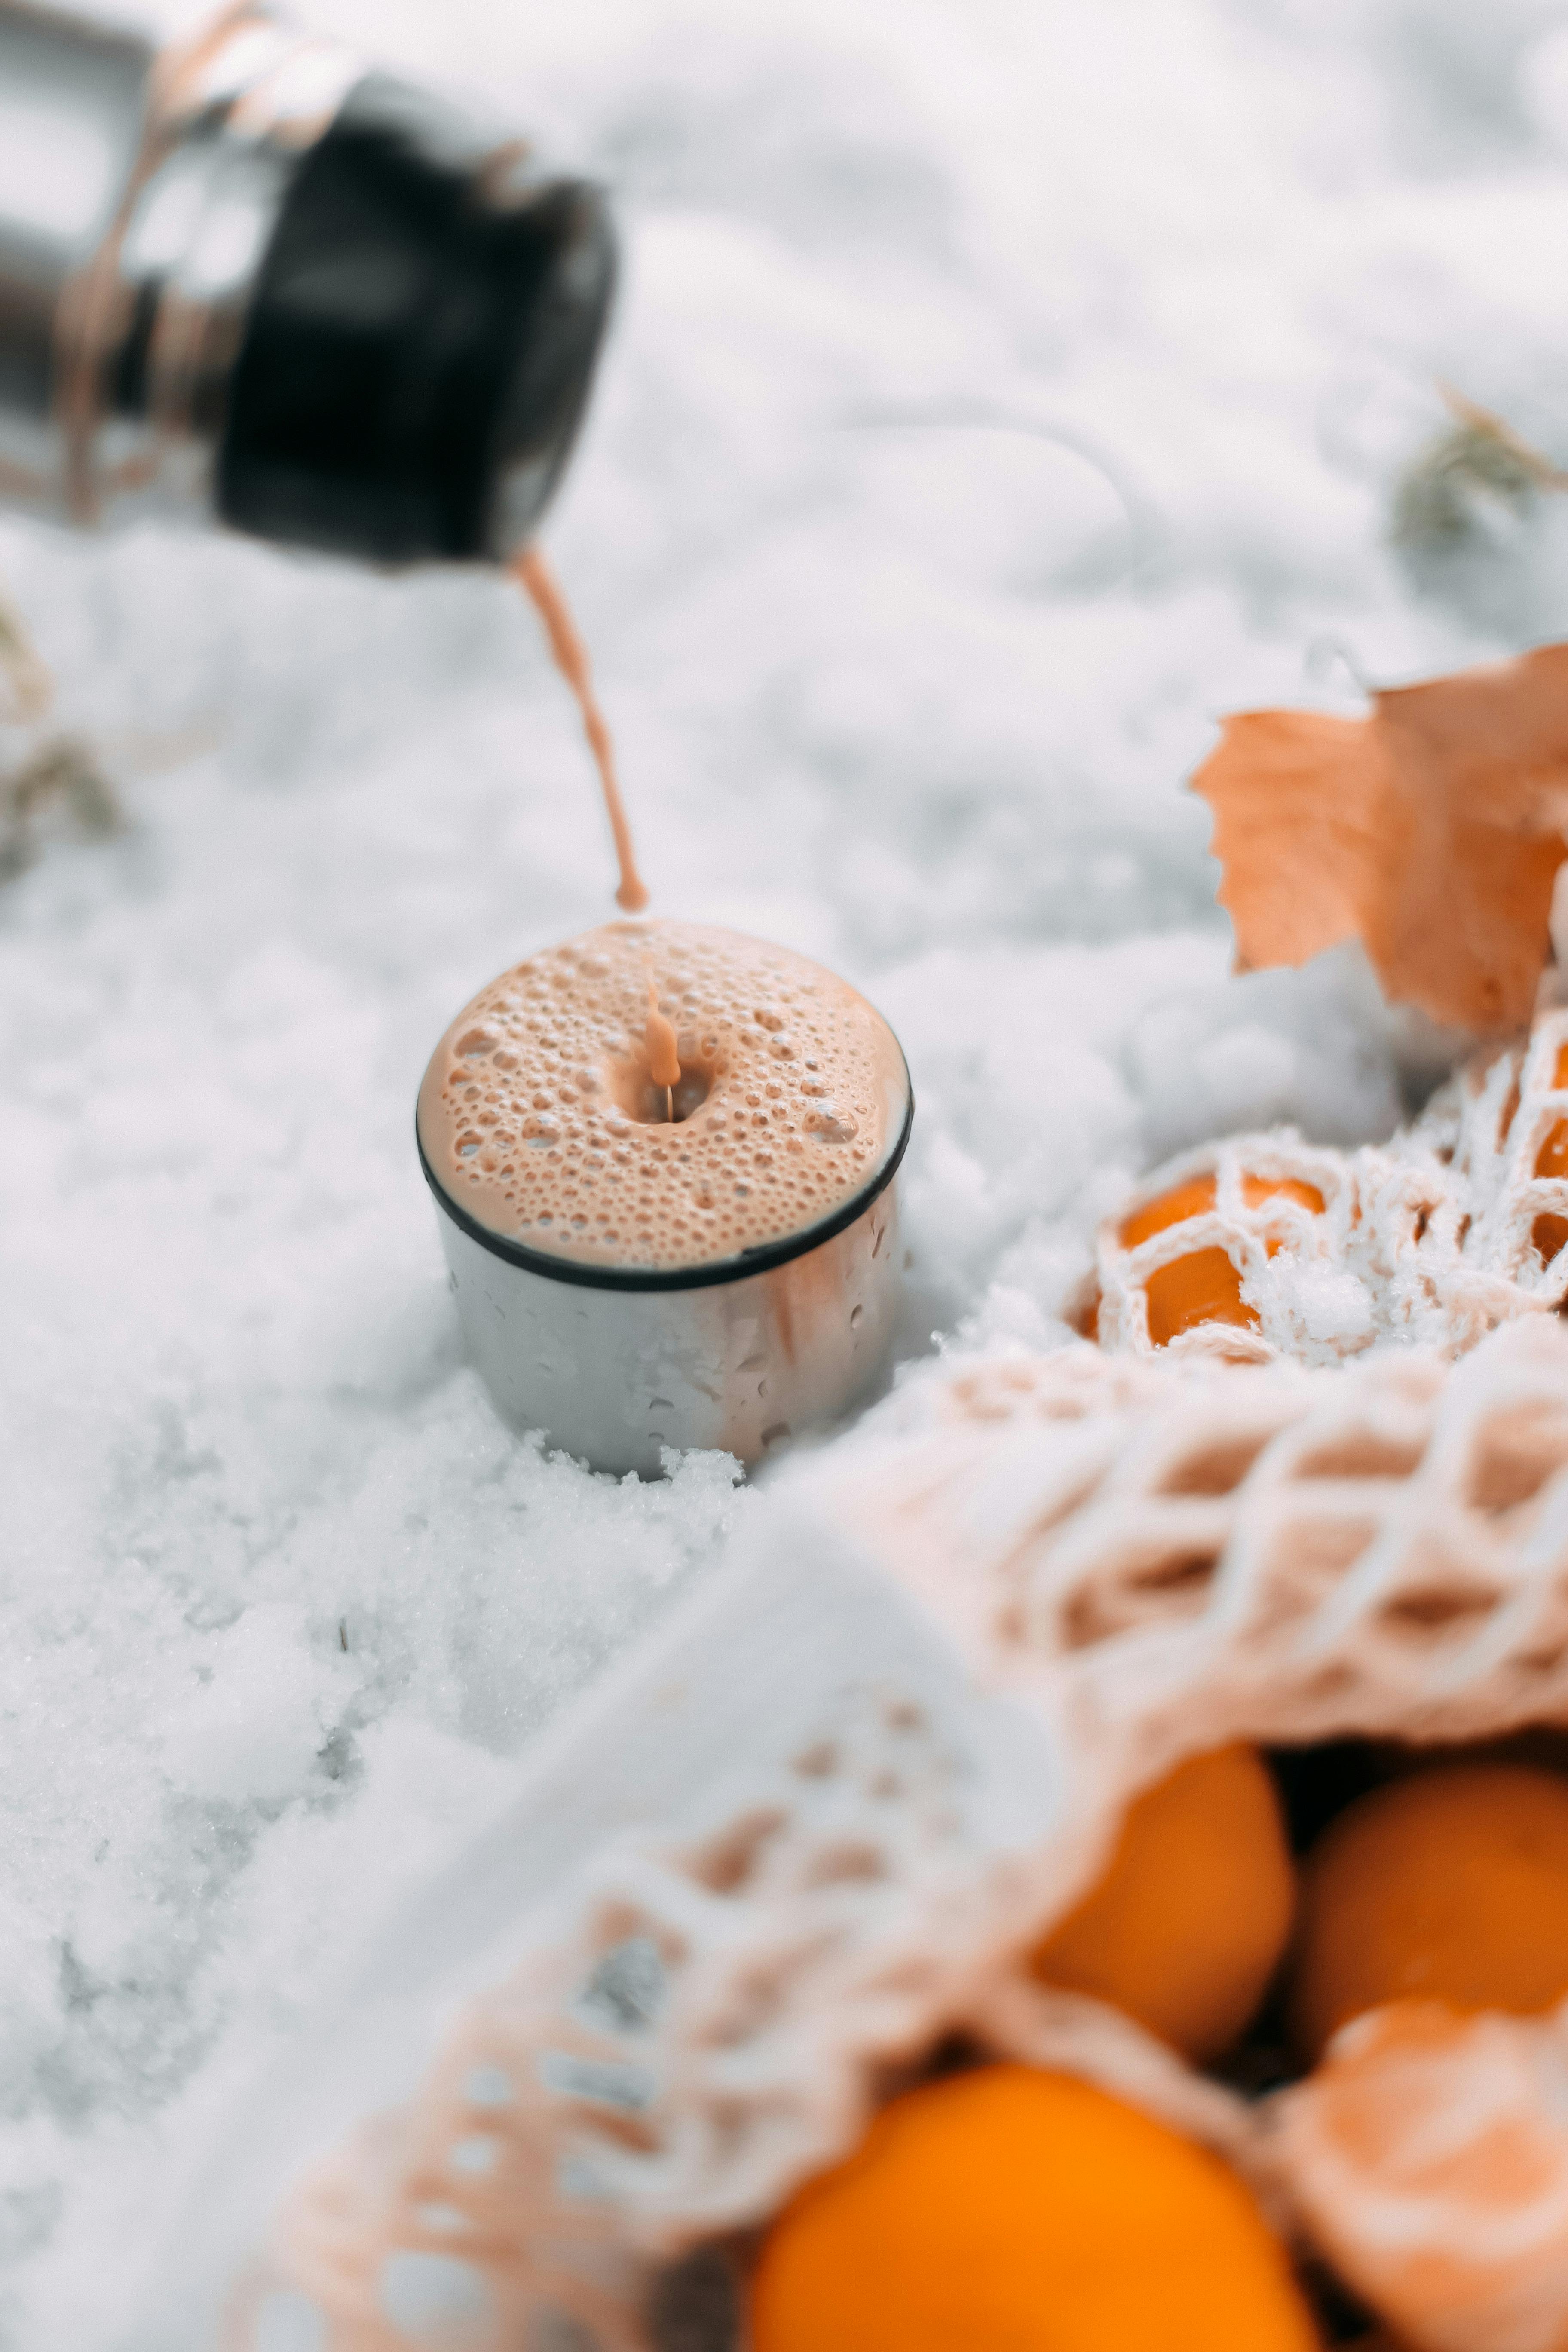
[7,0,1568,2338]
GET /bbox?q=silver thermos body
[0,2,616,564]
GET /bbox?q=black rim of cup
[416,1066,914,1294]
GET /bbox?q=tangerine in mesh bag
[1123,1171,1327,1345]
[1529,1043,1568,1268]
[1084,1139,1354,1363]
[1286,1762,1568,2064]
[1274,2000,1568,2352]
[750,2062,1319,2352]
[1031,1742,1296,2063]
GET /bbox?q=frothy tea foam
[418,921,909,1273]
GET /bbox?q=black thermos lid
[217,74,616,567]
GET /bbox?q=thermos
[0,2,616,564]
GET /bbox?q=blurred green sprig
[1393,383,1568,553]
[0,582,119,878]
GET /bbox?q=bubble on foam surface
[417,920,908,1270]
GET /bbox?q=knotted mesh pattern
[224,1318,1568,2352]
[1439,1006,1568,1310]
[1087,1008,1568,1366]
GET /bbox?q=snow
[5,0,1568,2336]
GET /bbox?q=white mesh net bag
[130,1312,1568,2352]
[1087,1005,1568,1367]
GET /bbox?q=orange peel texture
[1031,1743,1296,2062]
[1277,2001,1568,2352]
[1287,1761,1568,2063]
[750,2063,1320,2352]
[1121,1174,1325,1346]
[1191,643,1568,1036]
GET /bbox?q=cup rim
[416,1069,914,1294]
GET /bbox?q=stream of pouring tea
[513,547,650,914]
[514,546,679,1111]
[646,976,681,1121]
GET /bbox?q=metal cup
[418,1060,912,1477]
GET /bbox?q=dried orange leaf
[1192,642,1568,1035]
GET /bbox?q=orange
[1277,2001,1568,2352]
[1287,1761,1568,2062]
[1533,1042,1568,1266]
[1032,1743,1296,2061]
[750,2063,1320,2352]
[1121,1173,1324,1346]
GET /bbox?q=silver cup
[418,1074,912,1478]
